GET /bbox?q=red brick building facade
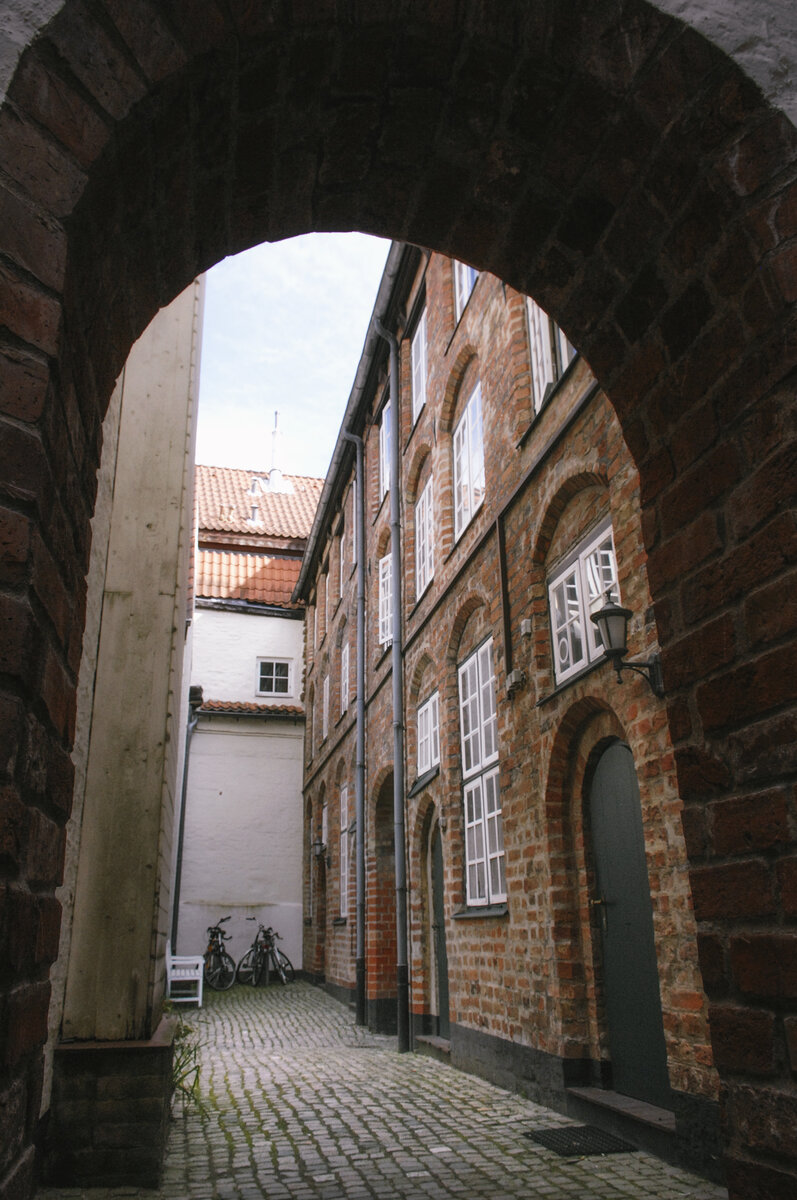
[2,5,796,1197]
[295,245,721,1178]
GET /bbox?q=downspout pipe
[375,317,410,1053]
[170,684,203,948]
[341,429,367,1026]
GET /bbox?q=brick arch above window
[406,442,433,506]
[531,470,610,567]
[408,650,437,707]
[446,592,490,666]
[438,346,479,434]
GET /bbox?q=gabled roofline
[292,240,423,602]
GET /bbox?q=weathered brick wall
[1,3,796,1196]
[303,254,718,1136]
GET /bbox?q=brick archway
[1,2,796,1196]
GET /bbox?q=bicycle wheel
[252,947,267,987]
[236,949,256,986]
[205,950,236,990]
[275,948,295,983]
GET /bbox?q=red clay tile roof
[196,464,323,538]
[195,550,302,606]
[201,700,304,716]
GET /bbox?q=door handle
[590,894,608,932]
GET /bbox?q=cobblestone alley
[38,982,728,1200]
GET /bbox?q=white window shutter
[378,554,393,645]
[527,297,554,412]
[411,310,427,423]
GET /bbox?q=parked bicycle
[203,915,236,990]
[236,919,295,986]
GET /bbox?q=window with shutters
[415,475,434,597]
[379,399,392,499]
[339,784,349,917]
[458,638,505,905]
[526,296,576,414]
[340,640,350,715]
[378,553,393,646]
[322,674,330,740]
[548,520,619,685]
[417,691,440,776]
[454,261,479,321]
[411,308,428,424]
[453,383,485,540]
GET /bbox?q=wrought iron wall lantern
[312,837,329,866]
[590,592,664,698]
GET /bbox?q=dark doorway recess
[431,823,450,1040]
[589,742,671,1110]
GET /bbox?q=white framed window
[453,383,485,540]
[464,767,505,907]
[340,640,350,715]
[548,521,619,685]
[322,674,329,740]
[379,399,392,499]
[339,527,345,595]
[458,638,504,906]
[257,658,291,697]
[526,296,576,414]
[417,691,440,776]
[411,308,427,424]
[339,783,349,917]
[378,553,393,647]
[454,260,479,321]
[415,475,434,597]
[323,570,329,635]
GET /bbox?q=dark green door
[431,825,450,1039]
[589,742,671,1108]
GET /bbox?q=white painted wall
[191,605,305,704]
[176,717,305,967]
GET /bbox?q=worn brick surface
[303,254,716,1108]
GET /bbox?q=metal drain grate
[524,1125,637,1157]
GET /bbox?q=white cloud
[196,233,390,479]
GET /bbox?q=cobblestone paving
[39,982,728,1200]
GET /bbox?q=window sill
[408,764,440,798]
[443,504,485,566]
[375,644,392,668]
[332,916,347,927]
[536,655,606,706]
[452,903,509,920]
[516,354,581,450]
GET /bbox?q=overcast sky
[196,233,391,481]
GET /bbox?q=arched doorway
[430,819,451,1040]
[369,773,398,1034]
[1,4,796,1196]
[588,741,670,1109]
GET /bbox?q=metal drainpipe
[341,429,367,1026]
[375,318,410,1053]
[170,685,203,948]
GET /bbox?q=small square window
[257,659,291,697]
